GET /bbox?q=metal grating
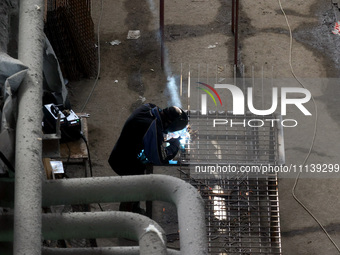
[178,111,283,255]
[178,111,284,166]
[44,0,97,81]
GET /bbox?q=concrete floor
[68,0,340,254]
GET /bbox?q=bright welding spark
[166,127,190,146]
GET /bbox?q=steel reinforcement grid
[44,0,97,80]
[178,111,284,255]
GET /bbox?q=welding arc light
[197,82,223,106]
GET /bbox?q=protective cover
[0,35,68,175]
[0,52,28,175]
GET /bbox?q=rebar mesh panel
[180,171,281,255]
[178,111,282,255]
[179,111,280,165]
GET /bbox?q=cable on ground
[278,0,340,252]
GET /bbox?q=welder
[108,103,188,214]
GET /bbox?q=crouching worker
[108,103,188,214]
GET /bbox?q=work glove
[167,137,181,148]
[164,137,181,160]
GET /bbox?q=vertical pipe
[180,63,183,96]
[188,70,191,111]
[231,0,235,34]
[234,0,239,66]
[160,0,165,69]
[14,1,44,255]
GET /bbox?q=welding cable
[80,0,103,112]
[278,0,340,253]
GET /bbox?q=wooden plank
[43,158,53,180]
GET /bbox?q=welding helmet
[162,106,188,133]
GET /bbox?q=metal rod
[160,0,164,69]
[180,63,183,96]
[234,0,239,66]
[188,70,191,111]
[231,0,235,34]
[42,174,208,255]
[14,1,44,254]
[277,115,286,165]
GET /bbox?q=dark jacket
[108,103,179,176]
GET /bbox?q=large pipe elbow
[42,211,167,255]
[42,174,207,255]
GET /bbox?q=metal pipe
[160,0,165,69]
[14,1,44,255]
[234,0,239,66]
[231,0,235,34]
[42,212,167,255]
[42,174,208,255]
[277,115,286,165]
[42,247,180,255]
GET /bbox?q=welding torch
[166,136,185,153]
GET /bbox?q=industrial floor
[67,0,340,254]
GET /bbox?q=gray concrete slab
[68,0,340,254]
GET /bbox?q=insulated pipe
[14,1,44,255]
[42,174,208,255]
[42,212,167,255]
[0,212,176,255]
[42,247,181,255]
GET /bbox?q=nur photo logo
[332,21,340,35]
[199,83,311,115]
[197,82,312,128]
[197,82,222,115]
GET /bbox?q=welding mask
[162,106,188,133]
